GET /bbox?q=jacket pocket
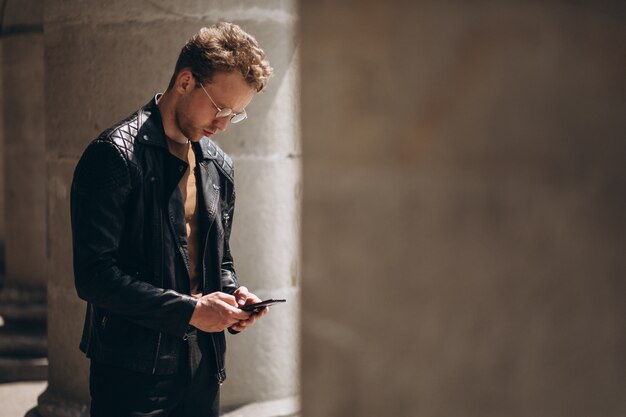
[96,310,132,346]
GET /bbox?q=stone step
[0,331,47,357]
[0,357,48,383]
[0,316,47,357]
[0,314,48,383]
[0,286,47,323]
[222,397,300,417]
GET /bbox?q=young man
[70,22,273,417]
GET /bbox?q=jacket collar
[137,94,219,163]
[195,137,220,161]
[136,94,168,150]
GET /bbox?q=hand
[189,291,250,333]
[230,287,269,332]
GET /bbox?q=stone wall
[1,0,46,290]
[0,0,48,385]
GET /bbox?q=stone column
[39,1,299,416]
[0,0,47,383]
[301,1,626,417]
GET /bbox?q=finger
[218,292,237,307]
[234,286,249,306]
[231,323,245,332]
[252,306,269,318]
[243,313,261,326]
[231,318,252,331]
[226,304,252,320]
[215,299,246,318]
[245,292,262,304]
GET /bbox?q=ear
[175,69,195,94]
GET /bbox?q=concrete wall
[1,0,46,290]
[0,0,48,386]
[301,2,626,417]
[41,1,299,415]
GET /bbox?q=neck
[157,90,188,145]
[166,137,191,162]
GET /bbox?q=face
[173,70,255,142]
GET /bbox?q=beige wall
[301,2,626,417]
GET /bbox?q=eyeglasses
[197,80,248,124]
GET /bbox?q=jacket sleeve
[220,182,239,295]
[71,140,196,338]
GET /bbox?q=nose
[214,117,229,132]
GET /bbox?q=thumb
[234,286,249,305]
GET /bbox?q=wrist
[188,298,202,327]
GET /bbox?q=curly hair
[168,22,273,92]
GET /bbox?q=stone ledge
[0,318,47,357]
[222,396,300,417]
[0,357,48,383]
[0,332,47,357]
[0,285,47,323]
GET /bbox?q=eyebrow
[212,96,228,110]
[220,99,246,115]
[205,85,245,114]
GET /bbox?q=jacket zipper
[211,333,226,384]
[85,303,95,353]
[152,333,162,374]
[203,226,225,383]
[202,175,225,383]
[152,208,165,374]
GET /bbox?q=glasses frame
[196,77,248,124]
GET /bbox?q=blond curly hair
[168,22,273,92]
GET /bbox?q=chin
[187,131,205,142]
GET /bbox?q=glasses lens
[231,111,247,124]
[216,108,232,118]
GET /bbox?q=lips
[203,130,216,137]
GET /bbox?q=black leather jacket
[71,96,238,381]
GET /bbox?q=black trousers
[89,330,220,417]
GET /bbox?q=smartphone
[241,299,286,312]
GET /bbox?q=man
[71,22,273,417]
